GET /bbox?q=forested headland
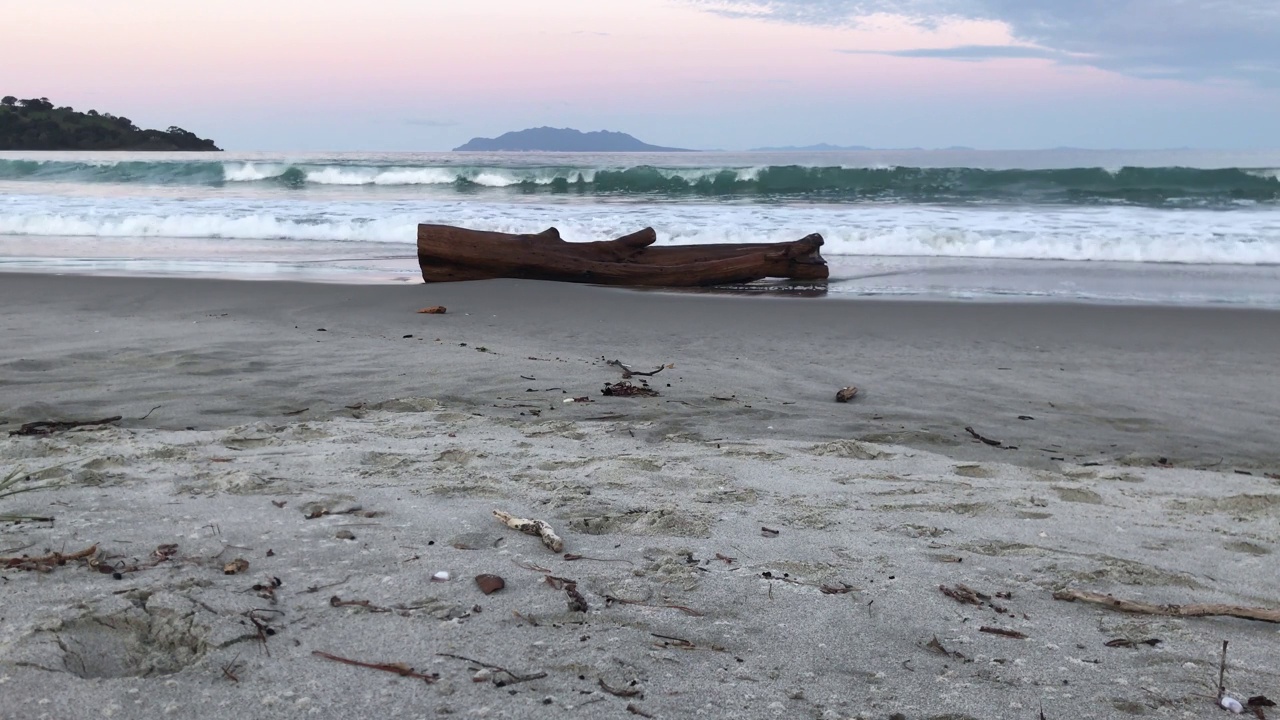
[0,96,220,151]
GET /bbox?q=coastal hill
[0,96,220,151]
[454,127,691,152]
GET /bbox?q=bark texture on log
[417,224,828,286]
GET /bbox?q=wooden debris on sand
[417,225,829,286]
[1053,588,1280,623]
[493,510,564,552]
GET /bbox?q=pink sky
[4,0,1274,150]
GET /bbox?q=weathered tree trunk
[417,225,828,286]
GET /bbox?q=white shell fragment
[432,570,451,582]
[1220,696,1244,714]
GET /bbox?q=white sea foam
[222,163,287,181]
[2,196,1278,265]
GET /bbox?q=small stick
[329,595,392,613]
[313,650,438,683]
[562,553,632,565]
[220,653,242,683]
[598,678,642,698]
[608,359,665,378]
[435,653,546,685]
[10,416,123,436]
[964,426,1003,447]
[1217,640,1228,700]
[1053,589,1280,624]
[493,510,563,552]
[305,575,352,593]
[979,626,1028,639]
[245,609,281,656]
[604,594,702,616]
[2,544,99,571]
[940,584,986,606]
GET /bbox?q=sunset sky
[5,0,1278,151]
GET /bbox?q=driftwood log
[417,225,828,286]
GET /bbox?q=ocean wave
[3,208,1277,265]
[2,158,1278,207]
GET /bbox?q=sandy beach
[2,274,1278,720]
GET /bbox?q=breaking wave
[3,205,1277,264]
[3,158,1279,207]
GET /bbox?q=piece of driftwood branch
[493,510,564,552]
[10,416,122,436]
[312,650,438,682]
[1218,640,1229,700]
[964,426,1003,447]
[1053,589,1280,623]
[2,544,99,572]
[435,653,546,686]
[979,626,1028,639]
[608,360,665,378]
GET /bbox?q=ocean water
[2,148,1279,306]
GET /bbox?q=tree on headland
[17,98,54,111]
[0,96,220,150]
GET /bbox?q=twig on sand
[964,426,1003,447]
[940,584,987,606]
[305,575,352,593]
[1053,589,1280,623]
[607,359,665,378]
[330,595,393,613]
[435,653,546,686]
[979,626,1028,639]
[220,653,242,683]
[651,633,726,652]
[313,650,439,683]
[2,544,98,572]
[598,678,643,698]
[245,609,282,655]
[9,416,122,436]
[1218,640,1229,700]
[603,594,703,616]
[493,510,564,552]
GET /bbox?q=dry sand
[1,274,1278,720]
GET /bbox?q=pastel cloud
[686,0,1280,85]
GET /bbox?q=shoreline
[3,254,1280,310]
[4,272,1280,469]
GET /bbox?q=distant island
[0,96,220,151]
[454,127,692,152]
